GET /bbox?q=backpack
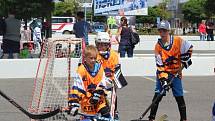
[129,28,140,46]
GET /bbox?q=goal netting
[29,37,84,121]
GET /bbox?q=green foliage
[204,0,215,18]
[93,16,106,23]
[182,0,206,23]
[0,0,54,19]
[136,6,170,24]
[0,0,6,16]
[53,0,80,16]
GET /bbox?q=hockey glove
[160,77,171,91]
[114,64,128,89]
[68,101,80,116]
[180,53,192,69]
[89,90,104,105]
[104,68,113,77]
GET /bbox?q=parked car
[92,22,106,33]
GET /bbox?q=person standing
[148,20,193,121]
[206,22,214,41]
[0,16,6,36]
[2,9,21,59]
[116,16,134,58]
[0,16,6,58]
[73,11,91,46]
[198,20,207,41]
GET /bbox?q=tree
[53,0,80,16]
[0,0,54,19]
[0,0,7,17]
[204,0,215,18]
[136,6,170,24]
[182,0,206,23]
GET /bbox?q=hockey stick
[156,114,168,121]
[110,86,117,120]
[131,66,184,121]
[0,89,60,119]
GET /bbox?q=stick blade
[156,114,168,121]
[29,108,60,119]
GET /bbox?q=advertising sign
[94,0,148,16]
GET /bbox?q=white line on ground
[142,76,189,93]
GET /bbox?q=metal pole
[84,0,87,21]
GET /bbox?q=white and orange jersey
[69,62,111,115]
[155,36,193,79]
[51,16,75,34]
[97,49,119,80]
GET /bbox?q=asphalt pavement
[0,76,214,121]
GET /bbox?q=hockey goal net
[29,37,84,120]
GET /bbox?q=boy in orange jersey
[95,32,119,82]
[95,32,127,120]
[68,45,112,119]
[148,20,193,121]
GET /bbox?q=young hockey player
[95,32,123,120]
[95,32,119,82]
[148,20,193,121]
[68,45,111,119]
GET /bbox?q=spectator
[206,22,214,41]
[30,19,42,54]
[73,11,91,46]
[33,26,42,54]
[0,16,6,58]
[0,16,6,36]
[192,23,197,34]
[19,43,31,58]
[2,9,21,59]
[198,20,207,41]
[42,19,51,39]
[115,16,134,58]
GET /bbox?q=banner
[94,0,148,16]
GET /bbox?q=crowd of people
[0,11,214,59]
[198,19,214,41]
[0,10,214,120]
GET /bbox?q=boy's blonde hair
[84,45,98,57]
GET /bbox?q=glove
[160,77,171,91]
[104,68,113,77]
[180,53,192,69]
[68,101,80,116]
[89,90,104,104]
